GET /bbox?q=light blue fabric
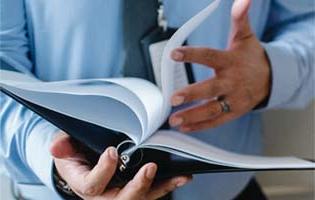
[0,0,314,199]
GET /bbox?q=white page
[0,70,39,83]
[104,78,164,141]
[6,78,149,135]
[140,130,315,169]
[2,83,143,142]
[149,40,189,91]
[159,0,222,123]
[1,70,158,143]
[0,70,167,143]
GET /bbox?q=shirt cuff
[25,118,60,193]
[261,41,300,109]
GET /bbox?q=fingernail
[171,96,185,106]
[146,164,157,179]
[176,180,187,187]
[107,147,117,160]
[170,117,183,127]
[171,50,184,61]
[175,178,190,187]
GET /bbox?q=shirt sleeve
[0,0,60,194]
[261,0,315,109]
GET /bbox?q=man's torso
[22,0,270,199]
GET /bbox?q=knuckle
[183,50,191,60]
[180,48,191,59]
[205,49,216,62]
[206,103,218,116]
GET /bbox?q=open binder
[1,0,314,187]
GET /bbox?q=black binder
[1,86,314,188]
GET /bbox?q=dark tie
[122,0,158,78]
[122,1,172,200]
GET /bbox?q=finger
[80,147,118,196]
[92,188,121,200]
[171,47,231,70]
[169,100,222,127]
[147,176,192,200]
[117,163,157,200]
[230,0,253,44]
[50,132,77,159]
[171,78,230,106]
[181,113,237,132]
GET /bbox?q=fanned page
[142,130,315,169]
[159,0,222,123]
[0,70,163,144]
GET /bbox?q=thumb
[50,132,77,159]
[229,0,253,45]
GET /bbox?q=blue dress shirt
[0,0,314,199]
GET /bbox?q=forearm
[1,94,59,188]
[25,114,59,189]
[261,12,315,109]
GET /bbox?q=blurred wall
[258,101,315,200]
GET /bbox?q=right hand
[50,132,192,200]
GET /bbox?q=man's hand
[169,0,271,132]
[50,132,191,200]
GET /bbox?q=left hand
[169,0,271,132]
[51,132,191,200]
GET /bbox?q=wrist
[255,49,272,109]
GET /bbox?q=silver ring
[218,98,231,113]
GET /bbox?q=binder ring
[116,140,143,172]
[117,140,135,155]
